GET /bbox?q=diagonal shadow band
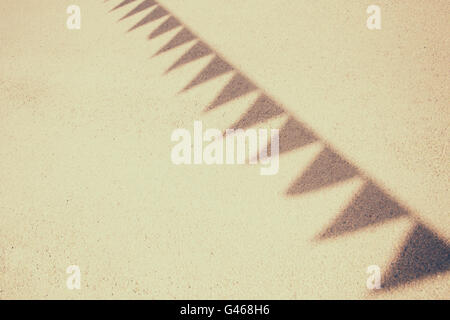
[105,0,449,290]
[206,73,257,111]
[181,55,233,92]
[128,5,167,32]
[148,16,181,39]
[154,28,196,57]
[229,94,285,131]
[316,181,408,239]
[118,0,157,21]
[287,146,358,196]
[382,223,450,289]
[165,41,212,73]
[110,0,139,12]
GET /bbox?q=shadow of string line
[104,0,449,290]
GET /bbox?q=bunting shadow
[382,223,450,289]
[287,146,357,195]
[206,73,257,111]
[105,0,449,291]
[119,0,157,21]
[154,28,196,57]
[316,182,408,239]
[165,41,212,73]
[181,55,233,92]
[229,94,285,130]
[148,16,181,39]
[110,0,138,12]
[128,5,166,32]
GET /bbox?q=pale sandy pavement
[0,0,448,299]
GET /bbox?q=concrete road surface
[0,0,448,299]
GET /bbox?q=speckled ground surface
[0,0,448,299]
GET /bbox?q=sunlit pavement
[0,0,448,299]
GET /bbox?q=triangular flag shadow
[229,94,284,130]
[148,16,181,39]
[128,5,166,31]
[166,41,212,73]
[287,146,357,195]
[382,223,450,289]
[252,117,317,162]
[206,73,257,111]
[154,28,196,56]
[120,0,157,21]
[182,55,233,91]
[276,117,318,156]
[317,182,408,239]
[111,0,138,12]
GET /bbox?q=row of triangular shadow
[106,0,449,289]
